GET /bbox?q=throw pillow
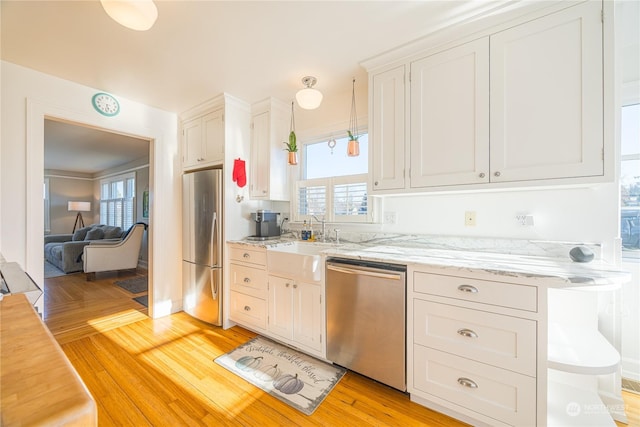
[103,226,123,239]
[85,228,105,241]
[72,226,92,241]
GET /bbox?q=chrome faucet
[312,215,326,242]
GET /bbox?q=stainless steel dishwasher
[326,257,407,391]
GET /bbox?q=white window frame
[100,172,136,229]
[293,132,375,224]
[295,174,371,223]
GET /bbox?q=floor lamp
[68,201,91,233]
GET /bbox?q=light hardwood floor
[44,273,639,426]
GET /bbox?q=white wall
[0,60,181,318]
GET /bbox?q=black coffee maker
[250,210,281,239]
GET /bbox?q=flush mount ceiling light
[295,76,323,110]
[100,0,158,31]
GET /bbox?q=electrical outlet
[515,213,534,226]
[465,211,476,226]
[383,211,397,224]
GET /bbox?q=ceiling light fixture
[295,76,323,110]
[100,0,158,31]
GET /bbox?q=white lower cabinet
[408,267,539,426]
[227,243,325,359]
[268,274,323,355]
[409,266,623,426]
[413,346,536,426]
[228,245,268,333]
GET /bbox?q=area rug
[214,336,346,415]
[44,261,66,278]
[114,276,147,294]
[133,295,148,307]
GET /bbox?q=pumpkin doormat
[214,336,346,415]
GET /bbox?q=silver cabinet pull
[494,171,501,177]
[457,377,478,388]
[374,181,379,186]
[243,253,250,259]
[293,284,298,289]
[457,328,478,338]
[243,277,251,283]
[479,172,485,178]
[285,282,290,288]
[458,284,479,293]
[244,305,251,311]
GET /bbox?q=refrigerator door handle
[210,211,217,267]
[210,268,218,299]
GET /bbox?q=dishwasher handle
[327,263,404,281]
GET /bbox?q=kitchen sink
[267,242,335,283]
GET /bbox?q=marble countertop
[228,236,630,289]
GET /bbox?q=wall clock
[92,92,120,117]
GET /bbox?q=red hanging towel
[233,158,246,188]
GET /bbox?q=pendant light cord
[349,78,358,138]
[290,101,296,133]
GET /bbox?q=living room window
[294,133,371,223]
[100,172,135,229]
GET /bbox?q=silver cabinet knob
[494,171,501,177]
[293,284,298,289]
[457,328,479,338]
[479,172,485,178]
[458,284,479,293]
[286,282,291,288]
[244,305,251,311]
[243,253,250,259]
[243,277,251,283]
[374,181,379,186]
[457,377,478,388]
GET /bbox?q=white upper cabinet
[410,37,490,187]
[490,1,603,182]
[365,0,608,194]
[181,109,224,170]
[370,65,406,191]
[250,98,290,201]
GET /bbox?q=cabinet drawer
[414,300,536,376]
[229,263,267,298]
[413,346,536,426]
[229,291,266,330]
[229,246,267,266]
[413,272,537,312]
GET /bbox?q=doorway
[25,99,157,321]
[42,118,152,331]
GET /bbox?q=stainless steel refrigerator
[182,168,223,326]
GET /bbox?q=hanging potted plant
[283,101,298,165]
[347,78,360,157]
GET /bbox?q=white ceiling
[2,1,522,113]
[2,1,639,174]
[44,119,149,174]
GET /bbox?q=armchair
[83,223,146,280]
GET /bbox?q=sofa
[44,224,123,273]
